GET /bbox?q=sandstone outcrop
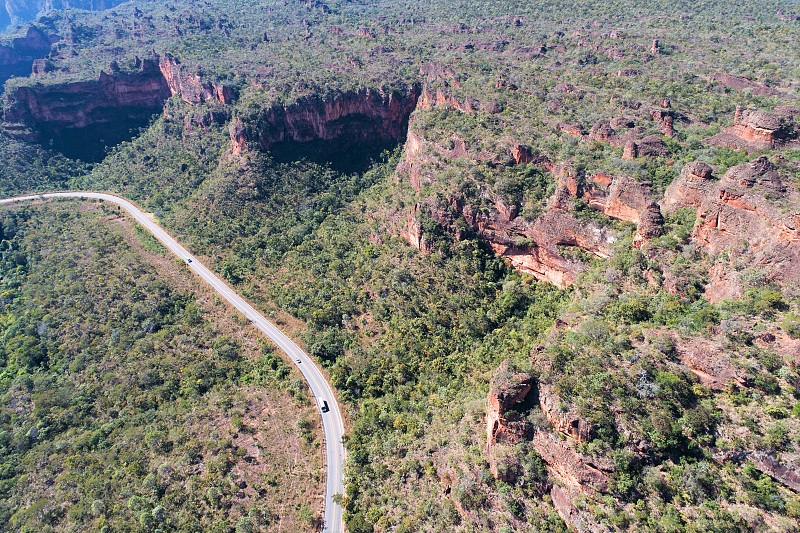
[511,144,552,168]
[713,73,779,97]
[230,85,421,153]
[551,485,609,533]
[663,157,800,300]
[537,382,592,442]
[532,431,611,496]
[3,52,235,148]
[670,334,746,390]
[399,135,618,287]
[551,166,663,244]
[750,453,800,492]
[416,62,480,112]
[3,56,171,142]
[486,360,535,480]
[0,26,58,87]
[707,107,799,152]
[581,173,664,242]
[486,356,614,531]
[158,53,235,105]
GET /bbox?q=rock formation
[3,52,237,151]
[670,334,746,390]
[398,125,621,288]
[158,53,235,105]
[537,381,593,442]
[0,26,58,87]
[713,73,779,97]
[707,108,799,152]
[229,85,421,154]
[3,56,172,143]
[486,355,614,531]
[663,157,800,300]
[486,360,535,480]
[580,172,664,243]
[532,431,611,496]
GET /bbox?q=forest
[1,0,799,531]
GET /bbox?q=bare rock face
[663,158,800,300]
[3,56,172,142]
[622,139,637,159]
[537,382,592,442]
[0,25,59,86]
[466,206,615,288]
[750,453,800,492]
[232,85,421,153]
[707,108,799,152]
[714,73,779,97]
[560,171,664,244]
[416,62,477,112]
[486,360,535,480]
[551,485,609,533]
[671,334,746,390]
[3,52,237,149]
[398,150,616,287]
[532,431,611,495]
[534,431,613,532]
[30,57,54,77]
[511,144,552,167]
[159,53,235,105]
[662,161,715,211]
[400,203,434,254]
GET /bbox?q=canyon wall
[2,53,236,159]
[0,25,57,88]
[228,84,422,155]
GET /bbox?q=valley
[1,0,799,531]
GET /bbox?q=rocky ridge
[2,53,235,144]
[663,157,800,301]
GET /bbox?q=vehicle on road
[318,397,329,413]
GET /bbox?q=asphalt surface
[0,192,346,532]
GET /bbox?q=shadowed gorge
[2,57,171,161]
[231,86,421,173]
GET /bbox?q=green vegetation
[0,204,321,531]
[1,0,799,531]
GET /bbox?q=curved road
[0,192,345,532]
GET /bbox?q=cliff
[663,157,800,301]
[486,360,535,480]
[486,355,614,532]
[2,53,236,159]
[0,26,58,88]
[158,53,235,105]
[3,56,172,143]
[707,106,799,152]
[229,85,421,154]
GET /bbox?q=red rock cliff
[230,85,421,153]
[663,157,800,300]
[158,53,234,105]
[3,56,171,141]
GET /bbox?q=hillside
[0,202,323,531]
[1,0,799,531]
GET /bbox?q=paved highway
[0,192,346,532]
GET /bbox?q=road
[0,192,346,532]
